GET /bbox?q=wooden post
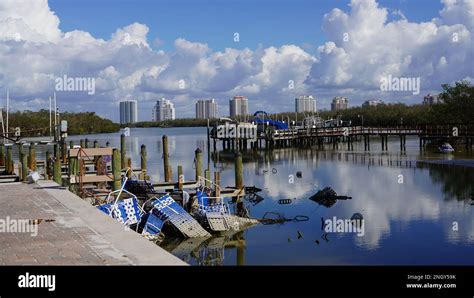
[140,144,147,180]
[177,165,183,191]
[204,169,210,187]
[94,140,99,148]
[162,135,170,182]
[236,231,245,266]
[53,144,62,184]
[194,148,202,181]
[0,144,4,167]
[61,139,67,163]
[85,138,90,148]
[120,133,126,169]
[80,139,85,148]
[214,171,220,197]
[6,146,13,174]
[45,150,51,179]
[106,141,110,147]
[234,151,243,189]
[21,149,28,181]
[28,143,36,170]
[126,157,132,178]
[112,148,121,191]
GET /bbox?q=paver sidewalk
[0,181,186,265]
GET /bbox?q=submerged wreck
[95,175,259,244]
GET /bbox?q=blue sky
[1,0,472,121]
[49,0,443,52]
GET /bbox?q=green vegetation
[126,118,211,128]
[6,110,120,136]
[261,81,474,126]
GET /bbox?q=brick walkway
[0,181,185,265]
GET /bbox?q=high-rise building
[295,95,316,113]
[153,98,175,121]
[119,100,138,124]
[362,99,385,107]
[422,93,441,105]
[331,96,348,111]
[229,96,248,117]
[196,98,218,119]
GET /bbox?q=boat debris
[297,231,303,239]
[309,187,352,208]
[278,198,293,205]
[260,212,309,225]
[439,142,455,153]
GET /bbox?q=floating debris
[124,179,160,200]
[322,233,329,242]
[260,212,309,225]
[193,187,259,233]
[297,231,303,239]
[245,186,262,193]
[309,187,352,208]
[315,240,320,245]
[278,199,293,205]
[245,192,265,206]
[151,194,211,238]
[97,187,143,228]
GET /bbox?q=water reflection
[67,128,474,265]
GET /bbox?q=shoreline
[417,159,474,168]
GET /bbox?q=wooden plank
[69,175,113,184]
[69,148,113,158]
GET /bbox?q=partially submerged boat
[309,187,352,208]
[95,174,259,244]
[191,180,259,233]
[438,142,454,153]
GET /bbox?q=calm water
[65,127,474,265]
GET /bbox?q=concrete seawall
[0,180,186,265]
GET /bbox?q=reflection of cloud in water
[443,201,474,244]
[328,163,443,250]
[262,169,319,200]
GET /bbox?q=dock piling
[177,165,183,191]
[112,148,121,191]
[163,135,171,182]
[120,134,126,169]
[53,144,62,184]
[140,144,147,180]
[0,144,4,167]
[21,149,28,181]
[194,148,202,181]
[6,146,13,174]
[234,152,243,189]
[28,143,36,170]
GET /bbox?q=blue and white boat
[438,143,454,153]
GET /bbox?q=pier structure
[0,134,246,199]
[210,123,474,152]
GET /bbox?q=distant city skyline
[119,100,138,124]
[153,98,175,121]
[195,98,218,119]
[295,95,316,113]
[0,0,472,121]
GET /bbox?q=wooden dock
[210,123,474,152]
